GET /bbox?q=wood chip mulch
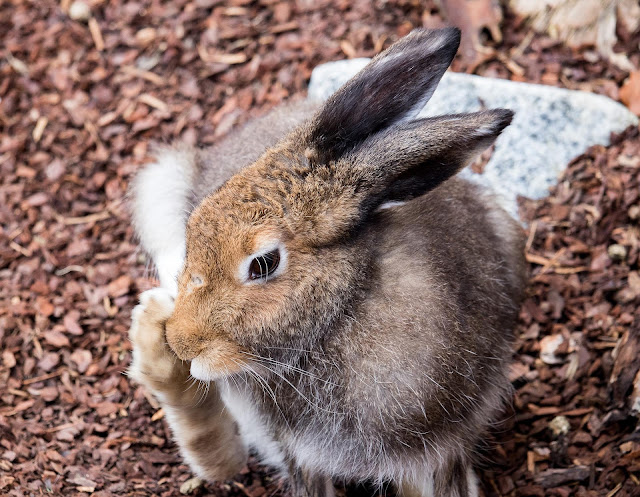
[1,1,639,496]
[485,125,640,497]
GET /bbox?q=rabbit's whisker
[184,374,199,393]
[262,345,318,354]
[238,351,337,387]
[250,358,345,416]
[236,360,293,431]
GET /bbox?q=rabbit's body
[220,177,523,478]
[129,28,526,497]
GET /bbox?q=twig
[606,483,622,497]
[55,265,85,276]
[511,29,535,59]
[525,220,538,253]
[32,116,48,143]
[138,93,169,112]
[88,18,105,51]
[22,368,65,385]
[120,65,165,86]
[61,210,111,225]
[9,241,32,257]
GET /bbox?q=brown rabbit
[129,28,527,497]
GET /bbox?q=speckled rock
[308,59,639,219]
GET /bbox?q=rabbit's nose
[164,317,205,361]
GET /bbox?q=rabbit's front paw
[129,288,189,391]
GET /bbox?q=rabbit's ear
[296,110,512,246]
[308,28,460,162]
[348,110,513,215]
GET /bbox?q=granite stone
[308,59,638,218]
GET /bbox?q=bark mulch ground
[1,1,639,496]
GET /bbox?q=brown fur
[130,27,527,497]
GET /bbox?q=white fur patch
[376,201,407,211]
[219,382,286,469]
[132,149,195,294]
[401,474,435,497]
[156,245,186,296]
[190,355,229,382]
[467,468,479,497]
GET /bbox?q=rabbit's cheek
[189,341,246,382]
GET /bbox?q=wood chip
[533,466,590,487]
[32,116,48,142]
[138,93,169,112]
[205,52,248,65]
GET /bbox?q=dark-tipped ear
[308,28,460,162]
[347,109,514,215]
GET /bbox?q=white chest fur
[219,381,286,470]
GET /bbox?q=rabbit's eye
[248,250,280,280]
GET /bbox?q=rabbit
[128,27,527,497]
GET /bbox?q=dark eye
[248,250,280,280]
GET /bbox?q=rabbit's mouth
[189,344,247,382]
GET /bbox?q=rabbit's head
[164,28,513,381]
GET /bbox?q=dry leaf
[70,349,92,373]
[540,334,567,364]
[440,0,503,63]
[107,275,132,297]
[2,351,16,369]
[620,71,640,116]
[35,296,54,317]
[610,327,640,405]
[63,311,84,335]
[38,353,60,372]
[42,330,71,348]
[179,477,203,495]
